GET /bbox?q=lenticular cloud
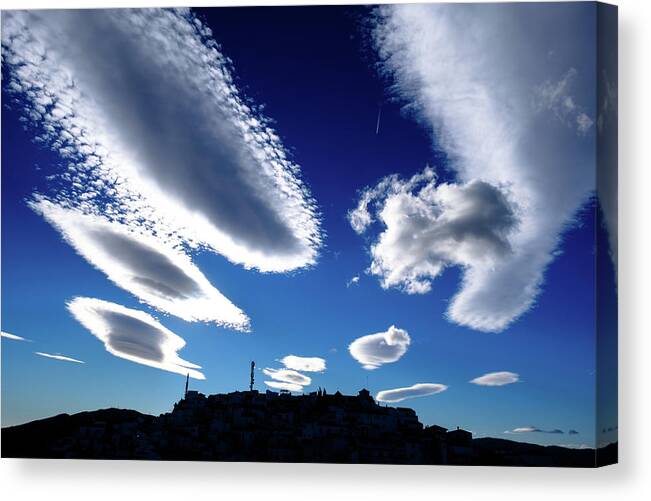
[505,427,564,435]
[376,383,447,403]
[279,355,326,373]
[2,8,321,273]
[263,356,324,393]
[35,352,85,364]
[68,297,205,379]
[348,325,410,370]
[355,3,597,332]
[263,368,312,387]
[470,371,520,387]
[1,331,28,342]
[32,199,249,329]
[263,367,312,393]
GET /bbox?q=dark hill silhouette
[2,408,153,459]
[473,437,617,467]
[1,389,617,466]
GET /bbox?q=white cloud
[348,325,410,370]
[376,383,447,403]
[2,8,321,274]
[470,371,520,386]
[505,427,564,434]
[279,355,326,373]
[357,3,597,332]
[346,275,360,287]
[68,297,205,379]
[32,199,249,329]
[264,380,304,393]
[507,427,538,433]
[263,362,318,393]
[35,352,84,364]
[1,331,28,342]
[263,367,312,387]
[350,171,518,296]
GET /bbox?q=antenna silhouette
[249,361,255,391]
[184,373,189,398]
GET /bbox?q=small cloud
[1,331,28,342]
[505,427,537,434]
[469,371,520,386]
[568,429,579,435]
[279,355,326,373]
[349,325,410,370]
[376,383,447,403]
[346,275,360,287]
[505,426,564,434]
[264,380,304,392]
[263,368,311,387]
[35,352,84,364]
[534,67,594,135]
[68,297,205,379]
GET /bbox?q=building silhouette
[1,387,613,466]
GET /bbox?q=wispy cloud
[356,3,596,332]
[470,371,520,386]
[32,200,249,329]
[68,297,205,379]
[279,355,326,373]
[1,331,28,342]
[534,68,593,135]
[568,429,579,435]
[376,383,447,403]
[505,427,564,434]
[348,325,410,370]
[35,352,84,364]
[2,8,321,276]
[346,275,360,287]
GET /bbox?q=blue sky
[1,4,617,448]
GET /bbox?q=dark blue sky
[1,5,616,448]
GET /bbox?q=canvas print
[1,2,618,467]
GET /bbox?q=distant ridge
[1,389,617,466]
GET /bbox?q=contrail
[375,105,382,135]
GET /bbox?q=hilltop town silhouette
[1,377,616,466]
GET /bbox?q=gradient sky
[1,4,617,449]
